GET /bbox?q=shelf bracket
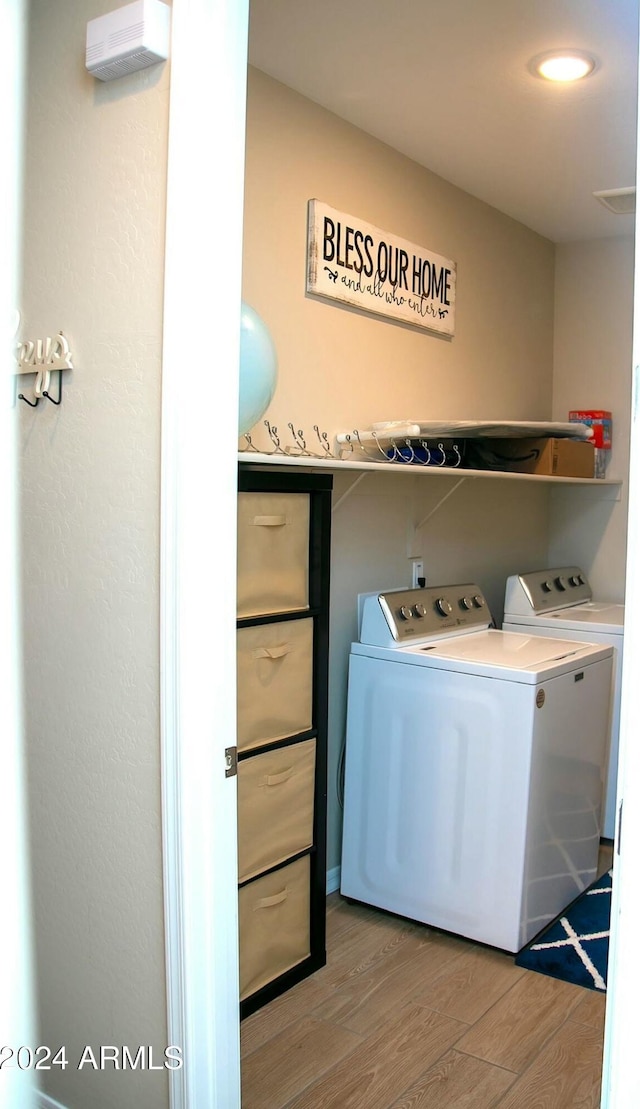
[331,471,369,513]
[414,476,469,532]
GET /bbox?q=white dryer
[340,584,613,952]
[503,566,623,840]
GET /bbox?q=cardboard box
[482,437,595,478]
[568,410,612,449]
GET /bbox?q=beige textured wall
[242,68,556,450]
[20,3,169,1106]
[550,236,634,601]
[242,68,556,871]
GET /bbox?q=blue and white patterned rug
[515,869,612,992]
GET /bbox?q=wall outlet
[411,559,425,588]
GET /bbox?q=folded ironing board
[336,420,593,445]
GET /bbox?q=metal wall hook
[18,391,39,407]
[420,440,432,465]
[402,438,416,463]
[382,434,402,463]
[42,370,63,405]
[413,439,430,465]
[344,431,377,460]
[264,420,285,454]
[287,422,312,456]
[369,430,390,460]
[243,433,260,453]
[313,425,334,457]
[355,429,381,460]
[415,440,431,465]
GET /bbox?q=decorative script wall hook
[15,328,74,408]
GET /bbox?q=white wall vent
[86,0,170,82]
[593,187,636,215]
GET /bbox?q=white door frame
[600,27,640,1098]
[601,377,640,1107]
[160,0,248,1105]
[2,0,38,1105]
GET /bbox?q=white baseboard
[326,865,341,894]
[38,1092,69,1109]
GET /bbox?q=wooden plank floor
[241,848,613,1108]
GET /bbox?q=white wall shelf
[239,452,622,519]
[238,451,622,488]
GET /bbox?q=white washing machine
[340,584,613,952]
[503,566,623,840]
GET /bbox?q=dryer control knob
[460,596,474,610]
[555,576,567,591]
[569,575,581,586]
[413,603,427,618]
[398,605,413,621]
[473,595,485,608]
[541,580,553,593]
[435,597,452,617]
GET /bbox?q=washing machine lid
[396,627,613,682]
[506,602,624,635]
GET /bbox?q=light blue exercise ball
[238,303,278,435]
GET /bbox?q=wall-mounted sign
[306,200,456,337]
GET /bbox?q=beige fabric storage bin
[237,492,310,617]
[237,618,313,752]
[238,739,316,883]
[239,855,310,1001]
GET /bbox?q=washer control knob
[398,605,413,621]
[569,575,580,586]
[413,602,427,618]
[473,595,485,608]
[460,596,474,610]
[555,576,567,591]
[541,580,553,593]
[435,597,452,617]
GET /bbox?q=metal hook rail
[242,421,337,460]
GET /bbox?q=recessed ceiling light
[529,50,597,82]
[593,187,636,215]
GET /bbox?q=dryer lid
[512,603,621,638]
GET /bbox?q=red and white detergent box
[569,410,612,449]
